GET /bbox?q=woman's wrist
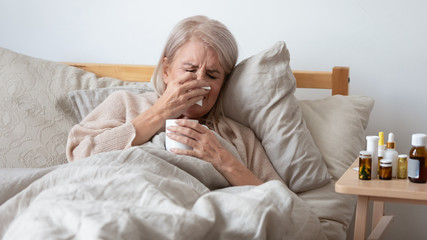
[215,149,263,186]
[131,106,169,146]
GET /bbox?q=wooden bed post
[332,67,349,96]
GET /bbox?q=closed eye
[186,70,216,79]
[207,74,217,79]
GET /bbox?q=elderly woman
[67,16,280,186]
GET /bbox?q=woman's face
[163,38,225,119]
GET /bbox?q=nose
[195,65,209,81]
[196,70,204,80]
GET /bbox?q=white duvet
[0,133,326,240]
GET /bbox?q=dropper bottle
[377,132,386,175]
[384,133,398,177]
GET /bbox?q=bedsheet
[0,133,326,240]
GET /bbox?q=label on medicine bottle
[408,158,420,178]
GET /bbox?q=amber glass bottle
[408,134,427,183]
[379,159,392,180]
[359,151,372,180]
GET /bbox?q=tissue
[196,86,211,106]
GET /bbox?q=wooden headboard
[64,63,349,95]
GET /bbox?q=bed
[0,42,374,240]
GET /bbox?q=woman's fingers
[159,75,211,118]
[166,132,197,149]
[167,120,220,160]
[168,72,209,92]
[167,120,208,140]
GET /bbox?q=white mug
[165,119,198,152]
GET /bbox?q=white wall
[1,0,426,238]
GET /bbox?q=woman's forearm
[131,104,170,146]
[221,163,263,186]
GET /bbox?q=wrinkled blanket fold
[0,136,326,240]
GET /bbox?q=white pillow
[297,95,374,239]
[221,41,331,192]
[68,84,153,122]
[299,95,375,180]
[0,47,141,168]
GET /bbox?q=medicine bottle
[366,136,379,178]
[379,158,392,180]
[385,133,398,177]
[397,154,408,179]
[377,131,386,175]
[408,133,427,183]
[359,151,372,180]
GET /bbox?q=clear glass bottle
[359,151,372,180]
[408,134,427,183]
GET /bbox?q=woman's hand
[131,72,209,146]
[154,72,210,119]
[166,119,263,186]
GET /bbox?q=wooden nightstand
[335,159,427,240]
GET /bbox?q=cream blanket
[0,91,329,239]
[0,135,327,240]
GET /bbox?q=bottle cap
[388,133,395,142]
[380,158,392,164]
[359,151,371,157]
[411,133,427,147]
[366,136,379,142]
[398,154,408,159]
[366,136,379,152]
[380,158,392,167]
[380,162,392,167]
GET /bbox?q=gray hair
[151,15,238,96]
